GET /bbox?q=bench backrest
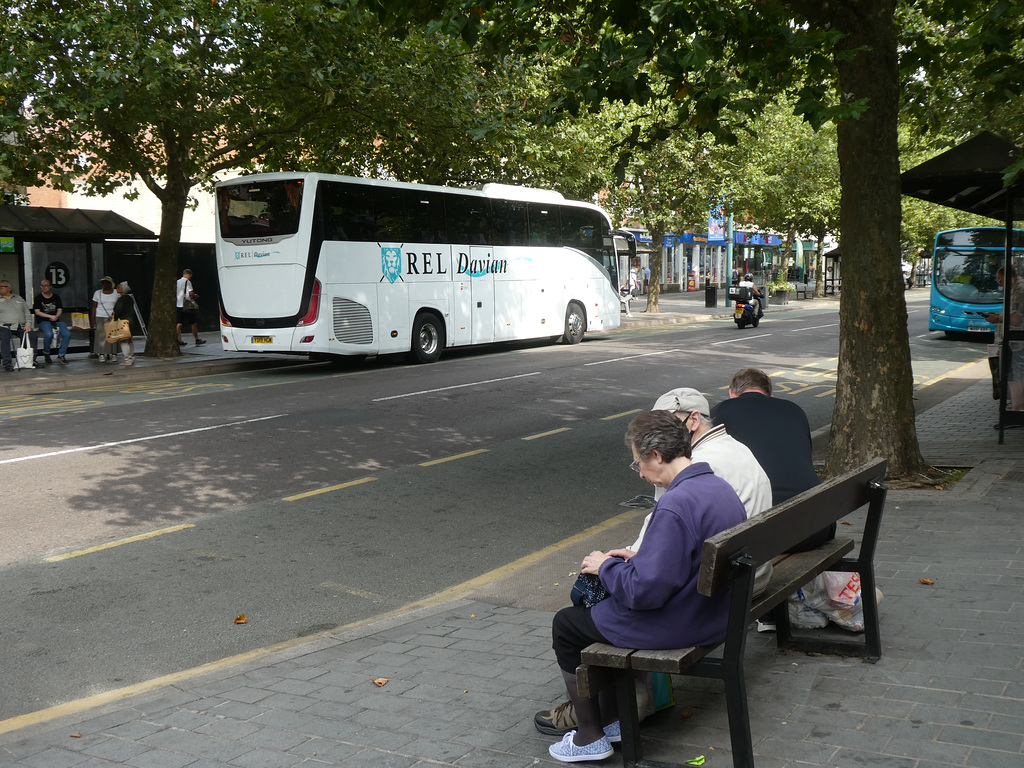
[697,457,887,596]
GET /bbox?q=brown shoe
[534,699,576,737]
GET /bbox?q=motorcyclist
[738,272,764,318]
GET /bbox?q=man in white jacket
[635,388,773,593]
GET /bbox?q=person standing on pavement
[643,265,651,295]
[112,281,137,366]
[90,276,119,362]
[32,278,70,365]
[984,265,1024,415]
[711,367,830,550]
[176,268,206,346]
[0,279,38,371]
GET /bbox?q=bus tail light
[299,335,315,344]
[297,279,322,326]
[219,307,231,327]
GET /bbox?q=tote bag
[105,318,132,343]
[15,333,34,369]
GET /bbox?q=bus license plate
[252,335,274,344]
[967,324,989,332]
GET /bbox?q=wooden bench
[794,282,811,300]
[577,457,888,768]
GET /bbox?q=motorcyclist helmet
[744,272,753,281]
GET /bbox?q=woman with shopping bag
[0,279,39,372]
[110,282,137,366]
[90,276,119,362]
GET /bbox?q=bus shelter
[901,132,1024,442]
[0,206,157,351]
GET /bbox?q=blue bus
[929,227,1024,336]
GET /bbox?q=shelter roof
[0,206,156,240]
[900,132,1024,221]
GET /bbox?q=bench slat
[580,642,633,668]
[628,645,712,674]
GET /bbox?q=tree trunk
[147,184,189,358]
[814,224,826,298]
[645,225,665,313]
[810,0,926,477]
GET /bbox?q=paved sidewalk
[4,290,1022,768]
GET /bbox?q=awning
[0,206,156,239]
[900,131,1024,220]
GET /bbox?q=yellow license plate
[252,335,273,344]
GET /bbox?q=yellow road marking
[321,582,378,599]
[419,448,489,466]
[916,357,987,388]
[0,506,644,736]
[44,524,196,563]
[283,476,377,501]
[601,408,642,421]
[522,427,572,441]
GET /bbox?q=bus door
[469,246,495,344]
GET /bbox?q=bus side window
[560,206,602,260]
[491,199,528,246]
[320,181,375,241]
[374,187,408,242]
[528,203,561,246]
[446,194,489,245]
[406,189,446,244]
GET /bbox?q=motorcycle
[727,285,761,329]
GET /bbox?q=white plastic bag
[788,572,873,632]
[15,333,34,370]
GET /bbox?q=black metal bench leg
[859,565,882,662]
[614,669,642,767]
[722,662,755,768]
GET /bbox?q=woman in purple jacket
[547,410,747,763]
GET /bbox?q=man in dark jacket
[710,367,833,551]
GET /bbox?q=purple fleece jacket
[591,461,746,649]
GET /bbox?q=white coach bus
[214,172,627,363]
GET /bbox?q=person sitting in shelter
[33,278,70,365]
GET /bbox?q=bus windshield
[932,247,1004,305]
[218,179,305,239]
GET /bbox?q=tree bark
[645,225,665,313]
[797,0,925,477]
[147,182,189,358]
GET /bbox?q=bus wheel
[562,302,585,344]
[410,311,445,363]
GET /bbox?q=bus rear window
[218,180,303,238]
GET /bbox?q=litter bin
[704,283,717,308]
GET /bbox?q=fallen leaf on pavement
[840,521,853,525]
[919,578,934,585]
[70,733,82,738]
[234,614,247,624]
[371,677,388,687]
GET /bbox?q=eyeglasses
[629,457,641,474]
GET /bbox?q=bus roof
[216,172,598,210]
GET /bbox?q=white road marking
[584,349,684,366]
[371,372,541,401]
[0,415,287,465]
[710,334,772,345]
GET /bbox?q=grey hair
[624,410,693,463]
